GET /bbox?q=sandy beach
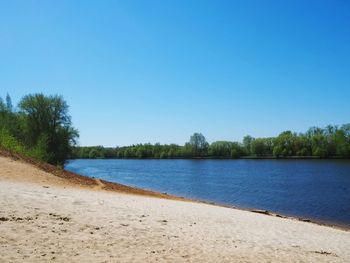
[1,156,350,262]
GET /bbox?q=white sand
[0,156,350,262]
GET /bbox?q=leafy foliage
[0,93,78,165]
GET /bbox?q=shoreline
[1,153,350,262]
[113,184,350,232]
[65,160,350,231]
[69,156,350,160]
[2,149,349,231]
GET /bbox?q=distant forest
[72,125,350,159]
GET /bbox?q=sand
[0,156,350,262]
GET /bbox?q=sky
[0,0,349,147]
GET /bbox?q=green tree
[18,93,79,165]
[209,141,233,157]
[243,135,254,155]
[251,138,269,156]
[230,142,244,158]
[6,93,13,111]
[273,131,297,157]
[331,124,350,157]
[188,133,209,157]
[294,135,311,156]
[311,134,328,157]
[0,94,21,139]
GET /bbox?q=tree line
[0,93,78,165]
[1,93,349,163]
[72,127,350,159]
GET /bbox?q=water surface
[65,159,350,226]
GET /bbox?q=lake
[65,159,350,227]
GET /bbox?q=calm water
[65,159,350,226]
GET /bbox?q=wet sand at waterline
[0,156,350,262]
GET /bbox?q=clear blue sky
[1,0,349,146]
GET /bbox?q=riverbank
[66,158,350,229]
[1,155,350,262]
[69,155,350,160]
